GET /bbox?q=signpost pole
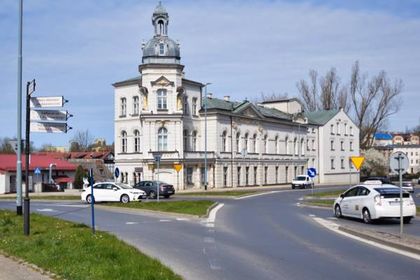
[89,168,95,234]
[157,159,160,202]
[16,0,23,216]
[398,154,403,236]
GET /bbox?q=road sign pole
[398,155,403,236]
[157,159,160,202]
[89,168,95,234]
[24,80,34,236]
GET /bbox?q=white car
[333,182,416,224]
[292,175,314,189]
[81,182,146,204]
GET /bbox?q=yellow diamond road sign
[350,156,365,171]
[174,164,182,172]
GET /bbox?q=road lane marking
[313,217,420,261]
[36,208,55,212]
[235,191,281,200]
[125,222,138,225]
[309,214,316,217]
[207,203,224,224]
[159,219,171,222]
[176,217,189,221]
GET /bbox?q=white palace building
[113,3,360,190]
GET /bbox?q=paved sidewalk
[0,254,52,280]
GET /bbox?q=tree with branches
[69,130,94,152]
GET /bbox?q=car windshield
[295,176,307,181]
[156,181,168,185]
[115,183,133,189]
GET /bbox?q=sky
[1,0,420,149]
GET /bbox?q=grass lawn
[304,199,334,208]
[106,200,215,216]
[0,210,181,280]
[305,190,344,198]
[176,190,258,197]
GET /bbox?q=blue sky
[1,0,420,148]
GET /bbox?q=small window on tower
[159,43,164,55]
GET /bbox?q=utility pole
[16,0,24,215]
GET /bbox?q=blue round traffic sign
[307,168,317,178]
[114,167,120,178]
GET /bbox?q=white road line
[176,218,190,221]
[313,217,420,261]
[125,222,138,225]
[207,203,224,224]
[36,208,55,212]
[159,219,171,222]
[309,214,316,217]
[54,204,88,208]
[235,191,281,200]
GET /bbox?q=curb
[204,202,220,219]
[338,226,420,256]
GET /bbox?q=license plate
[389,201,401,205]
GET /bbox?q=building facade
[113,3,360,189]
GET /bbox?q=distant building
[393,133,419,145]
[373,132,393,147]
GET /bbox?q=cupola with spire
[142,2,180,64]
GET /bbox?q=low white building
[112,3,360,189]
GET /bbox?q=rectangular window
[275,166,279,183]
[331,159,335,170]
[254,166,258,185]
[245,167,249,186]
[186,168,193,184]
[344,123,348,135]
[330,124,334,135]
[120,98,127,117]
[330,140,334,151]
[159,43,164,55]
[337,122,340,135]
[264,166,268,184]
[350,126,353,136]
[157,89,167,110]
[341,141,344,151]
[237,167,241,186]
[223,167,228,187]
[350,141,353,151]
[183,97,189,115]
[312,139,315,151]
[200,167,205,185]
[341,159,345,169]
[133,96,139,115]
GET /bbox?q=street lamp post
[16,0,24,215]
[204,83,211,191]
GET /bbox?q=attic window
[159,43,164,55]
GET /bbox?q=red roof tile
[0,154,76,172]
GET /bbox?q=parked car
[401,181,415,193]
[291,175,314,189]
[133,181,175,199]
[81,182,146,204]
[333,182,416,224]
[364,176,392,184]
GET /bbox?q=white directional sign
[30,110,68,122]
[30,96,64,108]
[30,122,69,133]
[390,152,409,173]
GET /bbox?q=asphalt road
[1,187,419,280]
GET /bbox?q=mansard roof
[305,109,339,125]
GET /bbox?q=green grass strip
[305,190,344,198]
[0,210,181,280]
[107,200,215,216]
[176,191,258,197]
[0,195,80,200]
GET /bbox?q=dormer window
[159,43,165,55]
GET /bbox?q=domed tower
[142,1,181,64]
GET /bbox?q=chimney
[207,93,213,99]
[224,95,230,101]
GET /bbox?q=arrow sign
[30,96,65,108]
[30,110,69,122]
[350,156,365,171]
[307,168,317,178]
[30,122,70,133]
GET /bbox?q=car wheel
[86,195,94,204]
[149,191,157,199]
[334,205,342,218]
[120,194,130,204]
[164,195,170,199]
[292,186,295,189]
[362,208,372,224]
[403,217,412,224]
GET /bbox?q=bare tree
[296,68,349,113]
[0,137,14,154]
[350,61,403,149]
[69,130,94,152]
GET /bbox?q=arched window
[244,133,249,152]
[158,127,168,151]
[253,134,257,153]
[134,130,140,152]
[285,137,289,154]
[183,130,188,151]
[121,131,127,153]
[222,131,227,152]
[157,89,167,110]
[236,132,240,152]
[192,131,197,151]
[294,138,298,155]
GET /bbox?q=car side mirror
[340,194,344,198]
[113,187,118,191]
